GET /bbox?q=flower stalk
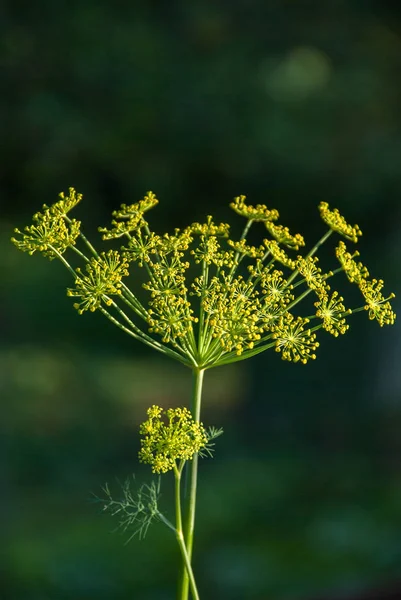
[179,368,205,600]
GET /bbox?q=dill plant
[12,189,396,599]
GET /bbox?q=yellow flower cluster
[67,250,129,313]
[147,295,198,345]
[272,314,319,364]
[11,188,81,259]
[114,191,159,218]
[260,269,294,311]
[207,275,264,355]
[12,188,396,368]
[335,241,369,284]
[360,279,396,326]
[123,230,161,266]
[139,405,208,474]
[319,202,362,243]
[263,239,296,270]
[297,256,331,296]
[227,238,265,259]
[315,291,351,336]
[264,222,305,250]
[188,215,230,237]
[45,187,83,217]
[335,241,395,327]
[230,195,279,222]
[99,191,159,240]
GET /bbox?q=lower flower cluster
[139,406,208,474]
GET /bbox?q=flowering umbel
[12,190,396,368]
[12,189,396,600]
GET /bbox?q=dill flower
[44,187,83,217]
[260,269,294,309]
[67,250,129,313]
[207,275,263,355]
[158,229,193,255]
[189,216,230,237]
[335,241,369,284]
[12,187,398,600]
[263,239,296,270]
[12,188,396,369]
[191,235,223,265]
[113,191,159,219]
[139,406,208,474]
[359,279,396,326]
[296,256,331,296]
[314,290,352,336]
[230,195,279,222]
[264,222,305,250]
[11,209,81,259]
[147,295,197,345]
[319,202,362,243]
[122,230,161,266]
[227,239,265,258]
[272,314,319,364]
[99,191,159,239]
[99,216,145,240]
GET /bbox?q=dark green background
[2,2,401,599]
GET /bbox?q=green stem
[179,368,205,600]
[227,219,254,281]
[174,465,200,600]
[99,306,191,367]
[212,339,276,368]
[286,229,334,287]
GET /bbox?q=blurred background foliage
[2,1,401,598]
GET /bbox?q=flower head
[359,279,396,326]
[260,269,294,309]
[188,216,230,237]
[319,202,362,243]
[67,250,129,313]
[315,290,351,336]
[204,275,264,355]
[147,295,197,345]
[114,191,159,219]
[122,231,161,266]
[296,256,331,296]
[264,222,305,250]
[12,209,80,259]
[272,314,319,364]
[263,239,296,270]
[99,191,158,240]
[230,195,279,222]
[43,187,83,217]
[227,239,265,259]
[335,241,369,284]
[139,405,208,473]
[13,189,396,372]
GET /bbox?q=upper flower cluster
[11,188,82,259]
[12,190,396,369]
[319,201,362,243]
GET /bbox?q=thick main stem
[175,466,200,600]
[179,367,205,600]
